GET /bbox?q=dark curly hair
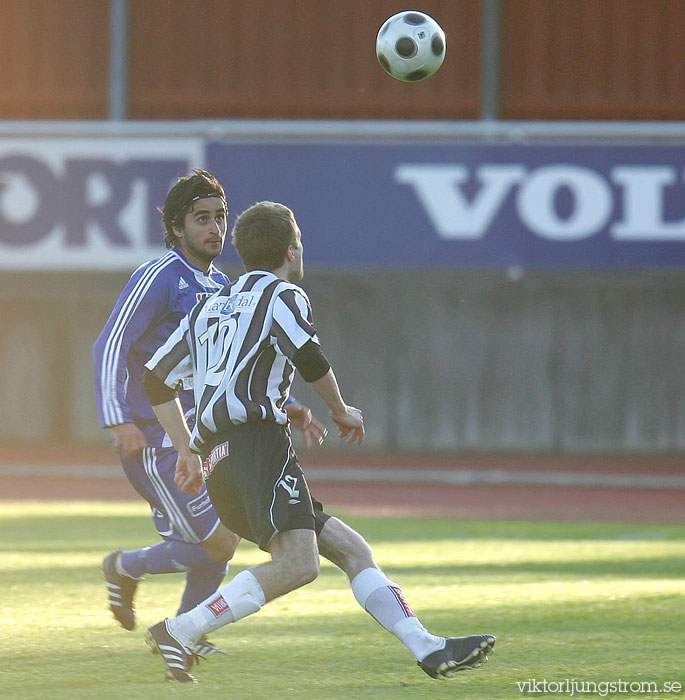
[160,169,227,249]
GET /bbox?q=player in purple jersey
[93,171,325,656]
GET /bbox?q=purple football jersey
[93,249,230,447]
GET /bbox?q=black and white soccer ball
[376,11,446,82]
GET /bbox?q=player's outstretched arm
[307,369,364,446]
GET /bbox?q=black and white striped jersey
[145,270,320,452]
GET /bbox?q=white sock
[350,567,444,661]
[169,570,266,646]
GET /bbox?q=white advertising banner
[0,137,204,269]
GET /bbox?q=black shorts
[203,421,330,551]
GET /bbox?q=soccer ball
[376,11,446,82]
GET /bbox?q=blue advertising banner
[209,142,685,267]
[2,134,685,269]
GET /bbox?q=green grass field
[1,502,684,700]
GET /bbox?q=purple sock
[120,541,216,578]
[176,560,228,615]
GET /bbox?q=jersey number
[199,318,238,383]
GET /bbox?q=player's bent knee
[284,544,320,587]
[287,547,320,587]
[202,525,240,563]
[298,556,320,586]
[269,528,319,587]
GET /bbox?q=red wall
[501,0,685,120]
[128,0,481,119]
[2,0,684,120]
[0,1,109,119]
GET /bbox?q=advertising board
[2,136,684,268]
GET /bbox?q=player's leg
[103,447,238,632]
[177,525,240,614]
[146,528,318,683]
[166,422,321,644]
[316,516,495,678]
[101,447,153,630]
[138,528,238,658]
[168,528,318,642]
[145,424,320,682]
[199,524,241,566]
[316,516,445,659]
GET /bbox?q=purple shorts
[121,446,220,544]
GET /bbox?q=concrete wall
[1,267,683,453]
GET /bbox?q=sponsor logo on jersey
[207,595,229,617]
[187,492,213,517]
[206,300,224,312]
[202,441,230,479]
[221,291,259,315]
[178,276,188,289]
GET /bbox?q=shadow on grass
[3,553,685,582]
[2,513,684,547]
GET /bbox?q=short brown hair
[231,201,298,271]
[160,170,226,248]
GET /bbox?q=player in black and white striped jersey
[142,201,495,683]
[145,261,324,454]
